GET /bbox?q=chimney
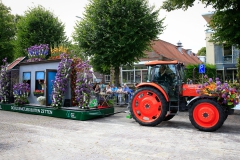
[177,41,183,53]
[186,49,192,56]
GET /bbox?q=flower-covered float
[0,44,114,121]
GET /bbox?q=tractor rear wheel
[163,109,178,121]
[189,99,225,132]
[130,87,167,126]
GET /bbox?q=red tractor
[130,60,234,132]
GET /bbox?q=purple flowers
[27,44,49,62]
[0,58,10,103]
[13,82,30,106]
[51,53,73,109]
[74,60,93,109]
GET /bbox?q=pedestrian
[122,83,130,104]
[94,84,100,104]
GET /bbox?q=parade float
[0,44,114,120]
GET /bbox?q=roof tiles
[149,40,202,65]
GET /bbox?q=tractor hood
[182,84,200,97]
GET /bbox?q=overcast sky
[2,0,213,53]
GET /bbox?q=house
[120,39,202,85]
[8,59,71,106]
[202,13,240,81]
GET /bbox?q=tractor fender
[186,95,216,107]
[186,96,202,107]
[137,82,169,102]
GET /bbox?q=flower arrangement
[51,53,73,109]
[27,44,49,62]
[0,58,10,103]
[49,45,70,60]
[33,90,44,94]
[197,75,239,108]
[13,83,30,106]
[33,90,44,96]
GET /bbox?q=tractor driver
[158,65,171,82]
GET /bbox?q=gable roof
[148,40,202,65]
[7,57,26,70]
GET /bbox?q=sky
[2,0,213,53]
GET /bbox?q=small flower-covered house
[18,59,71,106]
[2,44,95,109]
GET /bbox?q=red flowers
[33,90,44,94]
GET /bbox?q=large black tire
[163,109,178,121]
[130,87,168,126]
[223,108,234,121]
[189,99,225,132]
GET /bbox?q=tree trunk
[114,66,120,87]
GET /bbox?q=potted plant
[33,90,44,97]
[37,96,46,105]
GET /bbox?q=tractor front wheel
[189,99,225,132]
[130,87,167,126]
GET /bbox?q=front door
[46,69,57,106]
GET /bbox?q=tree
[73,0,165,85]
[197,47,206,56]
[0,3,16,64]
[15,5,68,59]
[161,0,240,47]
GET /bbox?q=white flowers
[37,96,46,102]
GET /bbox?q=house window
[35,71,45,90]
[223,45,232,63]
[105,75,110,82]
[23,72,31,85]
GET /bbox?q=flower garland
[0,58,10,103]
[13,83,30,106]
[74,60,93,109]
[27,44,49,62]
[51,53,73,109]
[70,57,82,106]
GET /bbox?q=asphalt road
[1,106,240,160]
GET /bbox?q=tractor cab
[145,60,184,101]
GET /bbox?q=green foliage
[184,63,216,83]
[15,5,68,59]
[197,47,206,56]
[0,3,16,64]
[73,0,165,85]
[209,9,240,47]
[161,0,195,11]
[162,0,240,47]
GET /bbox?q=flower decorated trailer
[0,44,114,121]
[129,60,239,132]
